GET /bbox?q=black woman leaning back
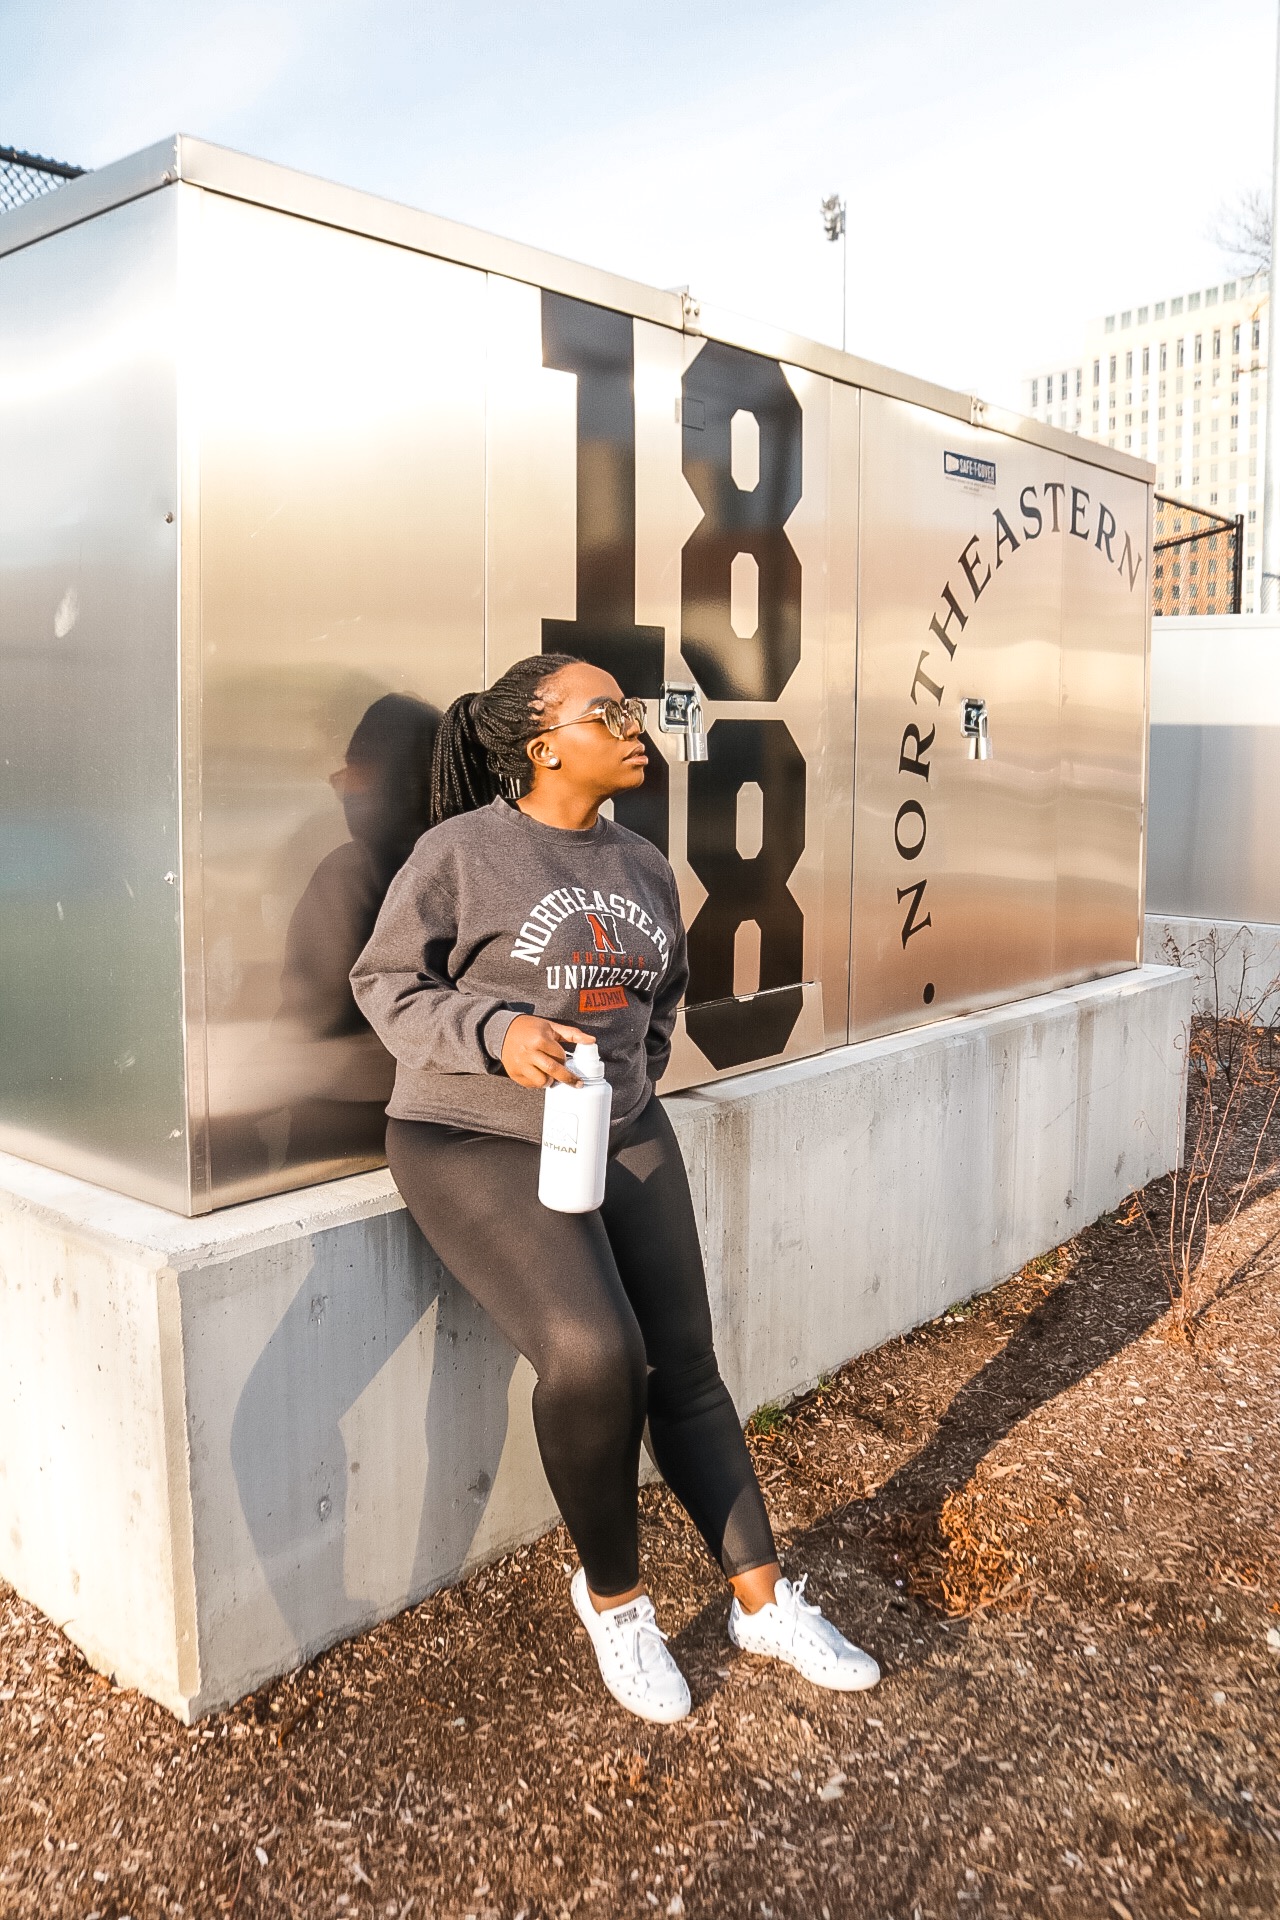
[350,653,879,1723]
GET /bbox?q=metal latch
[962,696,992,761]
[659,682,709,761]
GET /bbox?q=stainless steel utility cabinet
[0,137,1153,1215]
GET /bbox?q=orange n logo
[585,911,624,956]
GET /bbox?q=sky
[2,0,1275,406]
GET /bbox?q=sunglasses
[540,697,647,740]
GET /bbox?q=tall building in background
[1023,274,1269,612]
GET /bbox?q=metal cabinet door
[1056,458,1148,980]
[484,280,857,1086]
[852,395,1065,1039]
[188,190,489,1209]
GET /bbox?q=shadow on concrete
[230,1210,519,1656]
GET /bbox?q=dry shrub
[1133,1015,1280,1336]
[1140,930,1280,1337]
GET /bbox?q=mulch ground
[3,1093,1280,1920]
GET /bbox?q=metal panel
[852,397,1065,1039]
[187,190,488,1209]
[0,190,188,1208]
[1146,617,1280,924]
[1056,458,1148,978]
[1147,727,1280,921]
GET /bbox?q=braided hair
[429,652,580,826]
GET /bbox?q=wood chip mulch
[3,1099,1279,1920]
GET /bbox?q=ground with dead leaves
[2,1134,1279,1919]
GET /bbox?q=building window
[1142,346,1149,375]
[1031,379,1038,407]
[1177,340,1185,367]
[1206,287,1218,306]
[1121,310,1132,327]
[1159,343,1167,371]
[1155,301,1166,318]
[1138,306,1149,323]
[1109,354,1117,380]
[1125,350,1133,377]
[1194,335,1202,363]
[1213,329,1221,358]
[1224,281,1236,299]
[1075,368,1082,397]
[1253,321,1261,350]
[1105,315,1115,333]
[1189,291,1201,310]
[1171,296,1184,314]
[1093,359,1100,386]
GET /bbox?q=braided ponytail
[429,652,580,827]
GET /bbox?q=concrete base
[1145,916,1280,1025]
[0,965,1190,1720]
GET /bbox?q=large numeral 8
[684,718,806,1068]
[681,342,803,702]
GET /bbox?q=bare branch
[1208,187,1271,276]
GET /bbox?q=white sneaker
[728,1575,880,1691]
[570,1568,692,1724]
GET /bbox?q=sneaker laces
[604,1597,671,1673]
[776,1574,842,1660]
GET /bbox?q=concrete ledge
[1145,916,1280,1026]
[0,965,1190,1718]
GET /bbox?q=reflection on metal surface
[205,695,438,1199]
[0,190,189,1210]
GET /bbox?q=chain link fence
[1152,492,1243,616]
[0,144,85,215]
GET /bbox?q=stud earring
[547,755,560,767]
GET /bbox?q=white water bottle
[538,1042,612,1213]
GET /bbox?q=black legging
[386,1094,777,1597]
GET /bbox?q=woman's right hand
[499,1015,597,1089]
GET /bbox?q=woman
[351,653,879,1723]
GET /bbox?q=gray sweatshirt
[349,797,688,1143]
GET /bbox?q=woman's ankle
[729,1561,783,1615]
[588,1579,645,1614]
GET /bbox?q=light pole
[1262,0,1280,610]
[821,192,847,353]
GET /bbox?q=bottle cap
[570,1041,604,1080]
